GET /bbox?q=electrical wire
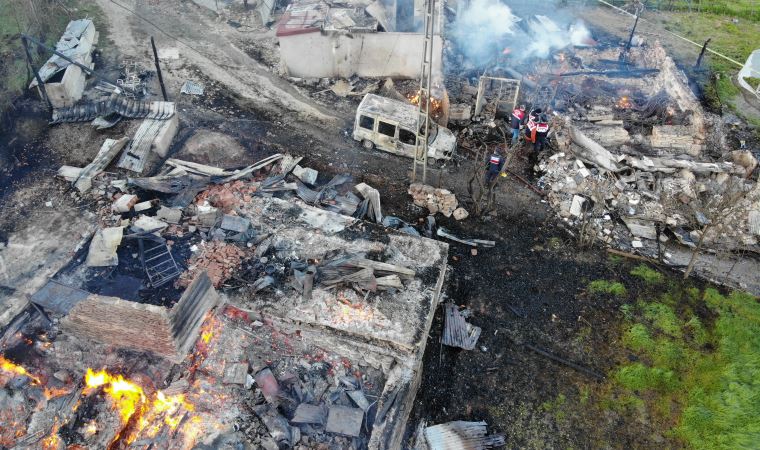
[596,0,744,68]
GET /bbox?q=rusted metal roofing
[424,421,505,450]
[275,0,328,37]
[276,0,377,37]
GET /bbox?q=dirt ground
[1,1,751,448]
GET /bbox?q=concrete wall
[279,31,442,79]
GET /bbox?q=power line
[596,0,744,68]
[108,0,219,63]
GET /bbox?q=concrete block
[326,405,363,437]
[113,194,138,212]
[570,195,585,217]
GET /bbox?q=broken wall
[279,31,443,79]
[61,273,220,362]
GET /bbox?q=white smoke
[451,1,594,65]
[450,0,519,65]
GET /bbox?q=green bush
[630,264,664,284]
[588,280,627,297]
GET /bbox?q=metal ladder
[138,239,181,288]
[412,0,436,184]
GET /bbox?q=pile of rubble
[535,43,760,261]
[178,240,248,288]
[408,183,469,220]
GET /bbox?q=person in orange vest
[524,107,541,145]
[510,104,526,146]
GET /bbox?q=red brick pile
[177,241,248,288]
[195,181,258,212]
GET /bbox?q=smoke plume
[450,0,519,65]
[451,1,594,66]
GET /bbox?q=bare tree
[683,176,755,279]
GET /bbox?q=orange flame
[407,90,442,113]
[41,419,61,450]
[0,355,41,385]
[84,368,197,445]
[616,96,633,109]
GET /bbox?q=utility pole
[695,38,711,68]
[412,0,435,184]
[618,9,640,65]
[150,37,168,101]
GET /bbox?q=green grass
[615,363,679,392]
[588,280,628,297]
[609,285,760,449]
[630,264,664,285]
[642,302,683,337]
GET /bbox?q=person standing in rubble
[485,148,505,184]
[524,107,541,147]
[533,113,550,153]
[510,104,526,146]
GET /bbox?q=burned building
[276,0,443,78]
[0,151,450,449]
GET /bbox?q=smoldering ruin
[1,0,759,449]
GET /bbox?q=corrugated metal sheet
[749,210,760,236]
[117,118,174,173]
[50,97,175,124]
[31,280,90,314]
[424,421,505,450]
[442,303,481,350]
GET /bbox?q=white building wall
[279,31,442,79]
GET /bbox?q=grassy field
[659,12,760,106]
[0,0,105,118]
[591,264,760,449]
[596,0,760,22]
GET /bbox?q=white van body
[352,94,456,160]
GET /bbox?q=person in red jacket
[524,108,541,145]
[533,113,550,152]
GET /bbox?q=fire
[334,292,375,324]
[41,419,61,450]
[84,368,197,445]
[0,355,41,384]
[44,386,72,400]
[407,90,443,115]
[616,96,633,109]
[83,420,98,437]
[85,369,145,425]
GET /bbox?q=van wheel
[362,139,374,150]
